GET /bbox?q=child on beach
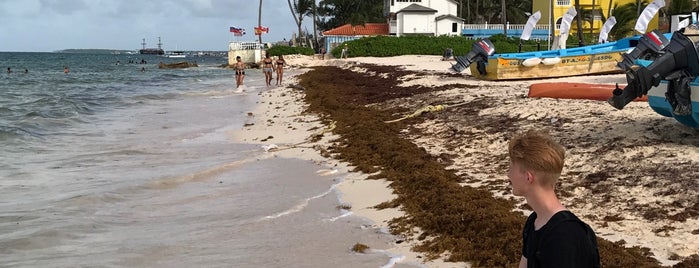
[234,56,245,88]
[507,130,600,268]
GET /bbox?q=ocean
[0,52,412,268]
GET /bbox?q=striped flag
[254,26,269,35]
[230,27,245,36]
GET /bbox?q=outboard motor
[452,38,496,73]
[617,30,670,71]
[609,30,699,113]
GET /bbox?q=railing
[556,0,571,6]
[229,42,263,51]
[463,23,550,31]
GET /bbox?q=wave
[260,181,341,221]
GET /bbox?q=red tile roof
[322,23,389,36]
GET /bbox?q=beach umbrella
[521,11,542,41]
[598,16,617,43]
[634,0,665,34]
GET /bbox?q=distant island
[55,49,135,54]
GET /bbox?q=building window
[556,0,571,6]
[452,23,458,33]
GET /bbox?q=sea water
[0,52,413,268]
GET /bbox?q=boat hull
[647,82,699,128]
[470,51,624,80]
[528,82,648,101]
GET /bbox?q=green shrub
[266,46,315,56]
[330,34,555,58]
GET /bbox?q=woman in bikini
[275,55,287,86]
[234,56,245,88]
[262,54,274,87]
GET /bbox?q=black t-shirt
[522,211,597,268]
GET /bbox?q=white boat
[166,51,186,58]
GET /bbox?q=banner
[558,6,577,50]
[634,0,665,34]
[254,26,269,35]
[598,16,616,43]
[230,26,246,36]
[521,11,542,41]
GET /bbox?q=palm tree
[609,1,648,40]
[500,0,507,36]
[258,0,263,44]
[287,0,314,46]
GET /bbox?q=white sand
[233,54,699,267]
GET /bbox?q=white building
[384,0,463,37]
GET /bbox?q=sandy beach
[233,54,699,267]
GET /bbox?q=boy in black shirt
[508,130,600,268]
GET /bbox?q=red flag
[254,26,269,35]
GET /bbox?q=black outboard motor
[617,30,670,71]
[452,38,496,73]
[608,31,699,111]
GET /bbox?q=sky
[0,0,314,52]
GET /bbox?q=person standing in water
[274,55,286,86]
[234,56,245,88]
[64,67,70,74]
[262,54,274,87]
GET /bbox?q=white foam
[325,211,353,222]
[261,182,339,220]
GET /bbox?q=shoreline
[233,55,699,267]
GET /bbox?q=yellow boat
[470,51,624,81]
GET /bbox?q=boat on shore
[463,36,637,81]
[608,29,699,128]
[453,31,672,81]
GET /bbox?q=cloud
[0,0,312,51]
[39,0,88,15]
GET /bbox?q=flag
[254,26,269,35]
[230,26,245,36]
[520,11,541,41]
[598,17,616,43]
[635,0,665,34]
[557,6,577,49]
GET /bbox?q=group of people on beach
[233,54,286,88]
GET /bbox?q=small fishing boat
[463,36,640,81]
[609,30,699,128]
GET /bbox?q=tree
[317,0,384,31]
[501,0,507,36]
[258,0,263,44]
[609,1,648,40]
[287,0,314,46]
[668,0,693,15]
[461,0,531,24]
[575,0,584,46]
